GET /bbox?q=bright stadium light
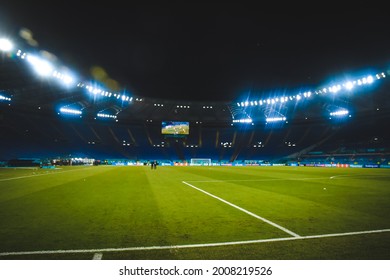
[52,70,76,86]
[232,118,252,123]
[26,54,54,76]
[345,81,354,90]
[0,94,12,102]
[266,117,286,122]
[365,75,374,84]
[236,69,387,111]
[330,109,349,117]
[97,113,117,119]
[59,107,82,115]
[0,38,13,52]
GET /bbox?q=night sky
[1,3,390,102]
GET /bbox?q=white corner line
[182,180,300,237]
[1,228,389,257]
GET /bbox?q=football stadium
[1,25,390,261]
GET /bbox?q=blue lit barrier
[363,164,380,168]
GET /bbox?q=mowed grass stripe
[0,166,116,203]
[1,166,169,251]
[0,166,288,253]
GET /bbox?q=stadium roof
[1,48,389,125]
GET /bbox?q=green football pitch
[0,165,389,260]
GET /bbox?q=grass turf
[0,165,389,259]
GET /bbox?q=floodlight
[345,81,354,90]
[26,54,54,76]
[0,94,12,102]
[266,117,286,122]
[330,109,349,116]
[97,113,117,119]
[232,118,252,123]
[59,107,82,115]
[52,71,75,86]
[366,75,374,84]
[0,38,13,52]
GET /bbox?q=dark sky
[1,3,390,102]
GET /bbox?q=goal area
[190,158,212,166]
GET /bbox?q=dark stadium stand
[1,104,389,166]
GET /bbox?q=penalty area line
[182,180,300,237]
[0,228,389,257]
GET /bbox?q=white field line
[187,174,390,183]
[1,228,389,257]
[92,253,103,260]
[182,181,300,237]
[186,177,338,183]
[329,174,390,179]
[0,167,96,182]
